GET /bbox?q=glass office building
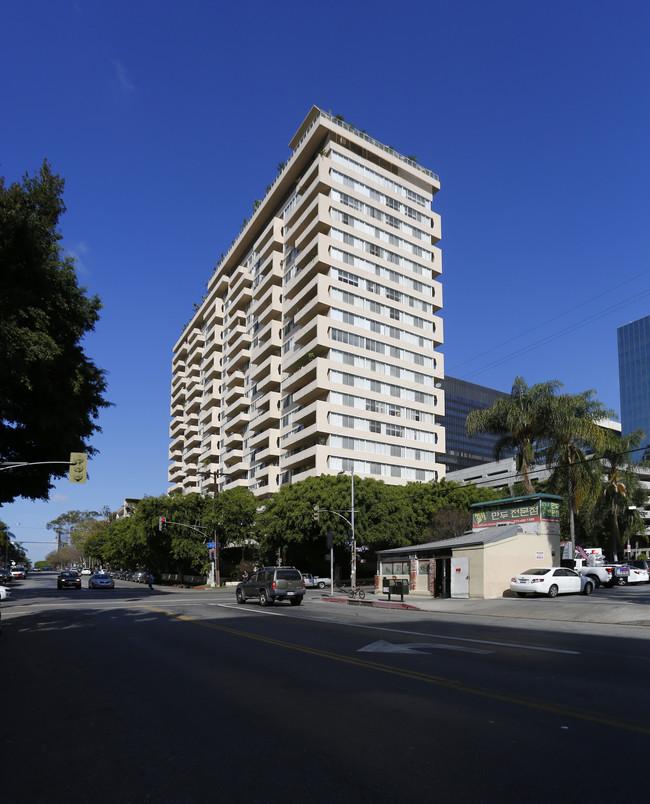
[617,314,650,460]
[437,376,511,473]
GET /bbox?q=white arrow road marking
[358,639,492,655]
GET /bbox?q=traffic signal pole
[321,468,357,589]
[1,454,87,483]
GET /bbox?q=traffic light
[313,505,320,523]
[69,452,87,484]
[209,548,215,562]
[326,531,334,550]
[158,516,167,532]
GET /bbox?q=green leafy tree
[208,487,259,577]
[258,475,417,570]
[0,161,111,504]
[83,518,113,565]
[258,475,499,576]
[466,377,562,495]
[98,516,144,569]
[81,492,257,580]
[127,495,212,576]
[45,509,111,566]
[1,519,27,566]
[210,486,258,546]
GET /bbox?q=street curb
[323,596,421,611]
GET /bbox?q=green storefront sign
[472,495,561,531]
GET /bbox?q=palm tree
[543,391,614,560]
[600,429,645,560]
[466,376,562,495]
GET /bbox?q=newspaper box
[382,577,409,601]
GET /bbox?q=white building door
[450,557,469,598]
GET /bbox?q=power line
[452,268,650,373]
[461,286,650,381]
[447,267,650,381]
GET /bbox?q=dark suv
[236,567,305,606]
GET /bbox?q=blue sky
[2,0,648,563]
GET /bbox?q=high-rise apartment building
[169,107,444,497]
[617,313,650,459]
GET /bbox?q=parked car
[621,565,649,584]
[236,567,305,606]
[510,567,595,598]
[0,585,13,600]
[88,573,115,589]
[0,568,11,584]
[626,559,650,582]
[57,570,82,590]
[302,574,332,589]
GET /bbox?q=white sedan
[510,567,594,598]
[0,585,13,600]
[622,565,649,584]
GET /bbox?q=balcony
[227,407,251,434]
[283,193,329,250]
[253,285,282,325]
[281,356,319,395]
[228,265,253,301]
[225,346,250,372]
[282,234,327,300]
[280,444,319,475]
[224,392,251,421]
[249,403,281,432]
[223,428,244,450]
[222,460,248,482]
[251,256,283,297]
[171,372,186,392]
[201,355,221,384]
[182,443,201,464]
[199,409,220,433]
[187,327,206,352]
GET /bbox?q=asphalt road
[2,573,649,804]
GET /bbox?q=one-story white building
[375,494,563,599]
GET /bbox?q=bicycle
[334,586,366,599]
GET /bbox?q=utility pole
[337,467,356,587]
[351,467,356,589]
[201,470,221,587]
[212,471,221,588]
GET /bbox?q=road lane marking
[358,639,491,655]
[124,602,650,735]
[217,602,581,655]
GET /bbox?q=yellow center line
[124,602,650,735]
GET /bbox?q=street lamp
[200,470,221,588]
[626,506,636,558]
[338,467,356,588]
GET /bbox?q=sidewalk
[319,590,650,627]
